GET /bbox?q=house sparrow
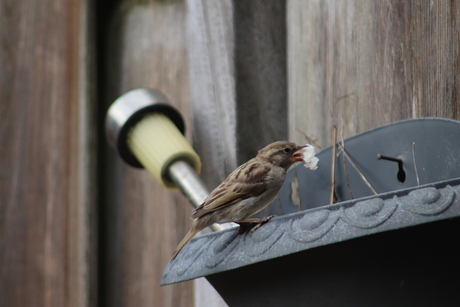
[171,141,311,259]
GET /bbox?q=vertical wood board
[288,0,460,147]
[102,2,194,306]
[0,0,96,306]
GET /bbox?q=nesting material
[298,144,319,170]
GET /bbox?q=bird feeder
[161,118,460,306]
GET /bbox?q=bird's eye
[282,147,291,153]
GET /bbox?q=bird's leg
[249,215,276,233]
[235,218,266,234]
[235,215,276,234]
[236,224,248,234]
[235,220,261,234]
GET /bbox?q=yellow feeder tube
[128,113,201,189]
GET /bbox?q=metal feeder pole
[105,88,234,231]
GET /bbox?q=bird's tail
[171,221,202,260]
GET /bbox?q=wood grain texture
[0,0,96,306]
[187,0,238,188]
[102,2,195,306]
[233,0,288,164]
[288,0,460,147]
[187,0,288,190]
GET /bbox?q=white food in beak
[299,144,319,170]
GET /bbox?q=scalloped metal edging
[162,177,460,285]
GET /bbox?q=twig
[330,126,337,204]
[337,142,378,195]
[340,117,353,199]
[277,196,284,215]
[412,142,420,186]
[342,153,353,199]
[294,166,301,211]
[330,93,358,120]
[295,127,322,149]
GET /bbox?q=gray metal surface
[162,177,460,285]
[276,117,460,215]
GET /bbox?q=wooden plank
[288,0,460,147]
[0,0,96,306]
[187,0,238,188]
[101,2,194,307]
[233,0,288,164]
[187,0,288,189]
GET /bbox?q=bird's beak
[292,145,307,162]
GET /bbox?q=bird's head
[257,141,307,169]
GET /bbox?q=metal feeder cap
[105,88,185,168]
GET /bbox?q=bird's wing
[192,161,270,219]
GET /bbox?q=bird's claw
[236,215,277,234]
[249,215,276,234]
